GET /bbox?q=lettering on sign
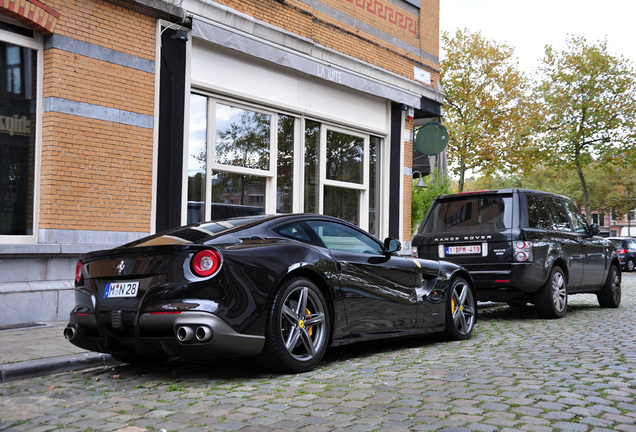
[317,65,343,84]
[0,115,31,136]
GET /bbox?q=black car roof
[120,213,366,248]
[437,189,570,200]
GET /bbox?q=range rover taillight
[514,241,533,262]
[192,249,221,277]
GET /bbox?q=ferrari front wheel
[258,277,330,373]
[440,277,476,341]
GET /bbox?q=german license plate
[446,245,481,255]
[104,282,139,298]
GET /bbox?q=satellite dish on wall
[414,122,448,155]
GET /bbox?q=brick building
[0,0,444,325]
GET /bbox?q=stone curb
[0,353,121,383]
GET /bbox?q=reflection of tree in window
[326,130,363,184]
[277,115,294,213]
[527,195,552,229]
[212,171,265,208]
[215,105,270,170]
[304,121,320,213]
[369,137,379,235]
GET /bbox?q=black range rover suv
[412,189,621,318]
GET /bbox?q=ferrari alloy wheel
[259,277,330,373]
[441,277,476,341]
[597,264,621,308]
[535,266,567,319]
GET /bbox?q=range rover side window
[563,200,590,235]
[526,195,552,229]
[546,198,572,232]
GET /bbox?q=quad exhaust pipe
[176,326,194,342]
[63,326,77,341]
[176,325,213,343]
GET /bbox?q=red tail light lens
[192,250,221,277]
[75,261,84,284]
[618,249,628,254]
[514,241,533,262]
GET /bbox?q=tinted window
[545,198,572,232]
[526,195,552,229]
[563,200,589,234]
[420,196,512,233]
[308,221,383,255]
[610,239,624,248]
[275,222,323,247]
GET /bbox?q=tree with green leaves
[535,35,636,224]
[411,170,452,235]
[441,28,533,192]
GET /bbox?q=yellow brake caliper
[306,308,313,336]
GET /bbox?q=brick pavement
[0,274,635,431]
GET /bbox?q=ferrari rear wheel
[258,277,330,373]
[440,277,476,341]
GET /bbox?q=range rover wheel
[626,259,634,272]
[597,264,621,308]
[535,266,567,319]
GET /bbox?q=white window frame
[0,16,43,244]
[184,92,384,234]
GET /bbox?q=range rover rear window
[420,196,513,233]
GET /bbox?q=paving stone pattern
[1,274,636,432]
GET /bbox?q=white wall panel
[191,39,388,134]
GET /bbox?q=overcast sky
[440,0,636,73]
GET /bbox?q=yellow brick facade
[0,0,158,233]
[2,0,439,237]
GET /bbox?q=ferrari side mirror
[384,238,402,253]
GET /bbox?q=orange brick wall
[214,0,440,93]
[39,114,153,231]
[37,0,157,232]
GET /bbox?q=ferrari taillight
[192,249,221,277]
[75,260,84,284]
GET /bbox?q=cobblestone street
[1,274,635,432]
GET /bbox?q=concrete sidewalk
[0,321,119,383]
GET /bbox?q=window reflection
[0,42,36,235]
[324,186,360,226]
[277,115,294,213]
[369,137,379,235]
[326,130,363,184]
[187,94,207,224]
[304,121,320,214]
[215,104,270,170]
[527,195,551,229]
[210,171,265,219]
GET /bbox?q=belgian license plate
[104,282,139,298]
[446,245,481,255]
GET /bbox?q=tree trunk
[575,157,592,225]
[458,159,466,192]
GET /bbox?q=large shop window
[187,93,381,233]
[0,32,38,236]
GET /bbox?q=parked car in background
[65,214,476,373]
[608,237,636,272]
[412,189,621,319]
